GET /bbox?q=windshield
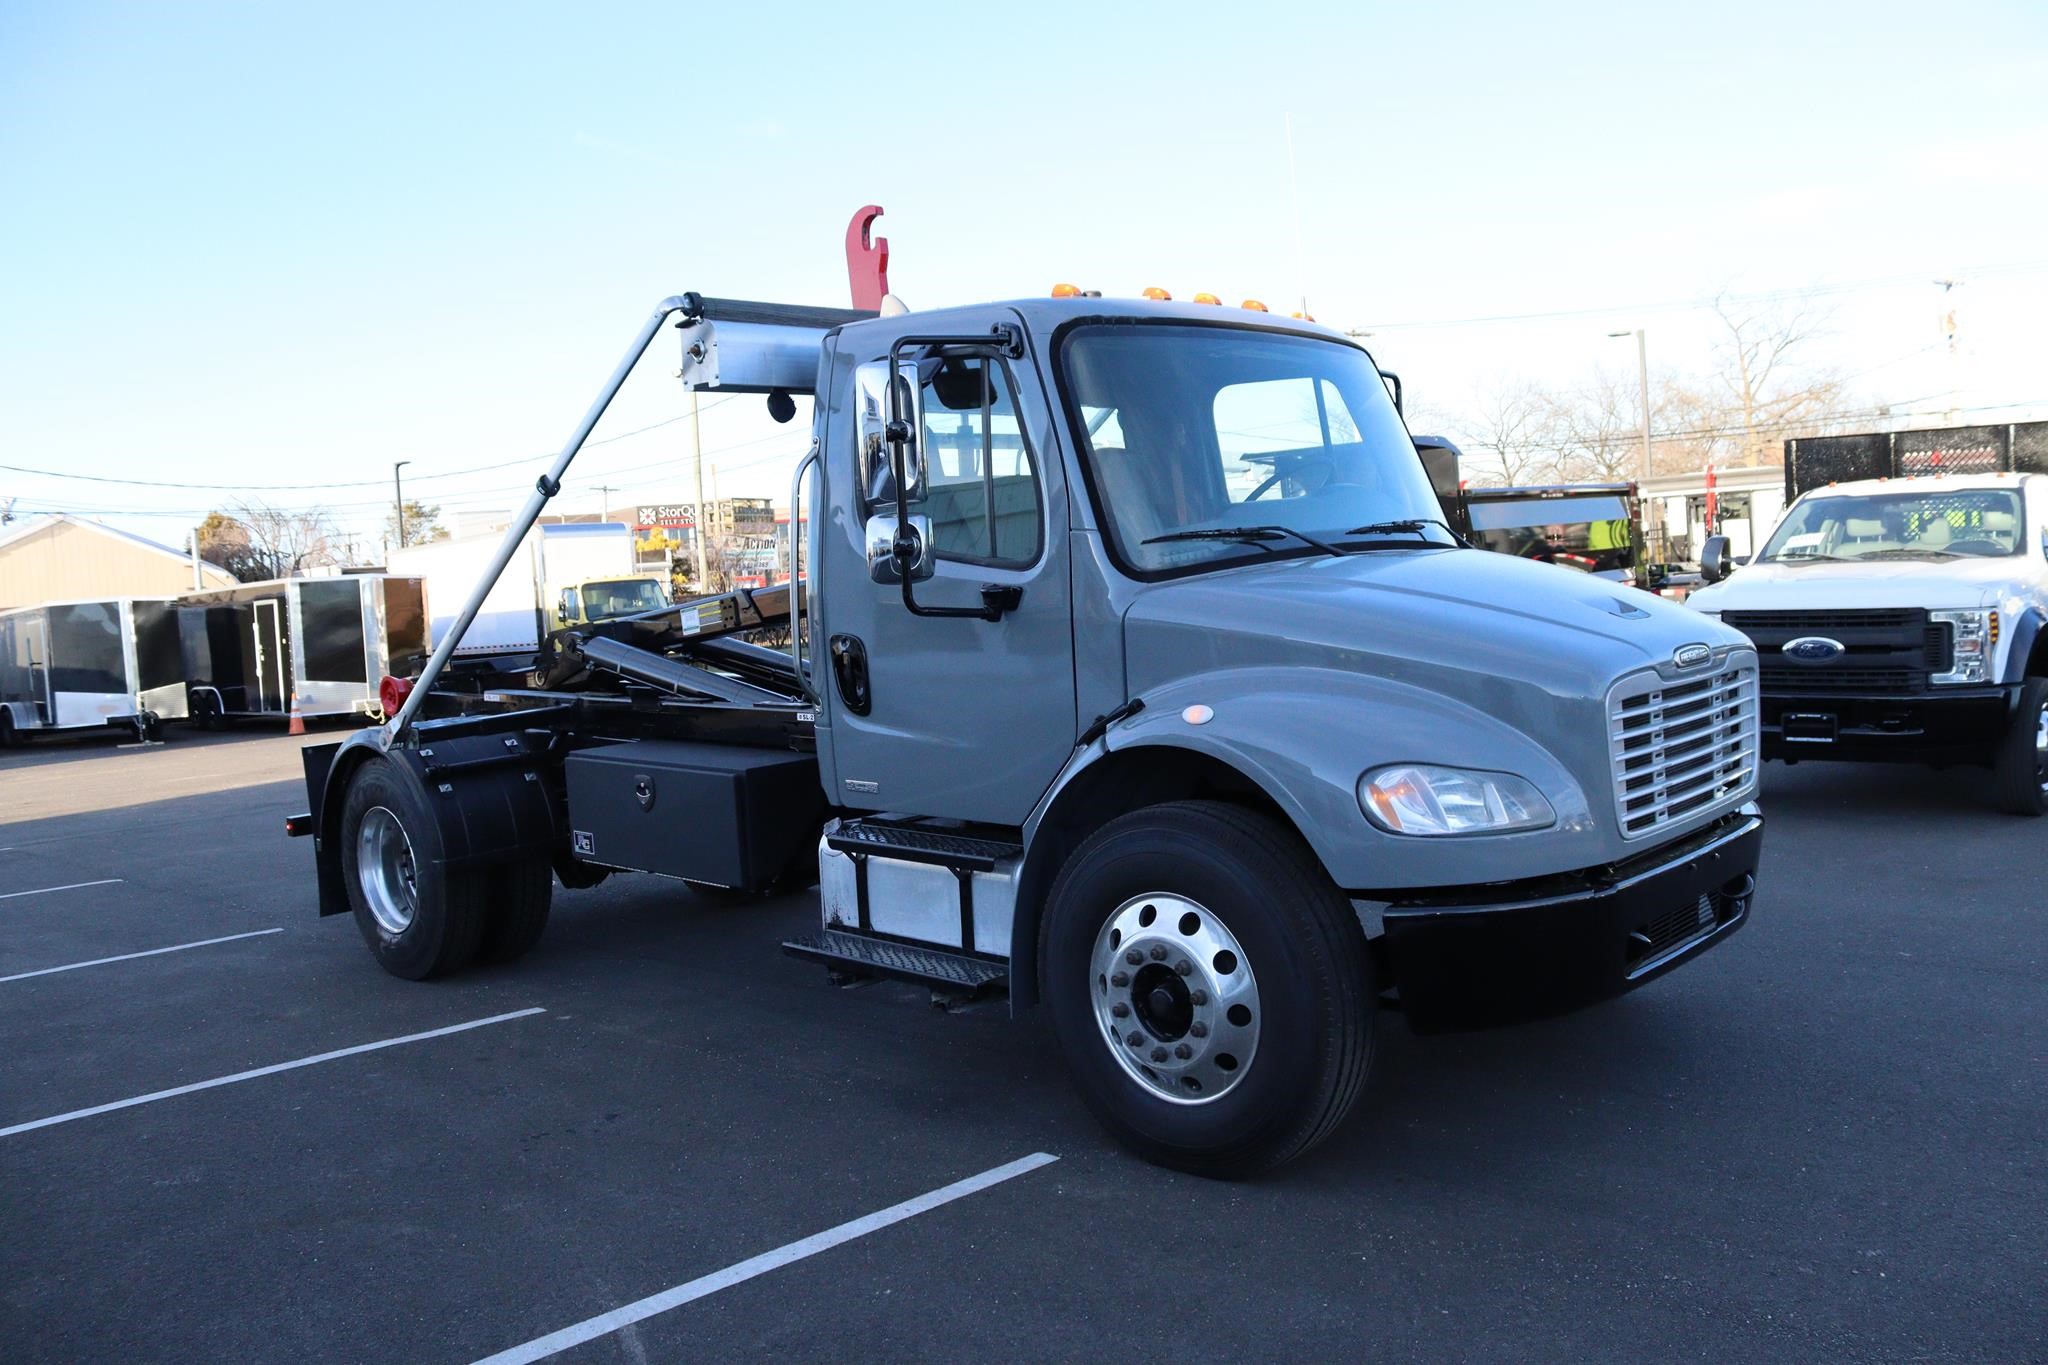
[1759,488,2025,563]
[1060,324,1450,575]
[1466,493,1636,574]
[580,579,669,617]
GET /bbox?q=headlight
[1359,765,1556,836]
[1931,609,1994,685]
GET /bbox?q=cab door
[818,310,1076,827]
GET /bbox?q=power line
[0,397,745,492]
[1351,260,2048,333]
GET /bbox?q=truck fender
[1007,666,1601,1008]
[2001,606,2048,684]
[306,726,562,916]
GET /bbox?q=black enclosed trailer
[0,598,188,744]
[176,574,428,723]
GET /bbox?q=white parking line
[0,928,284,983]
[473,1151,1060,1365]
[0,1007,546,1138]
[0,879,124,902]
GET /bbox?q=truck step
[783,929,1008,996]
[825,819,1022,872]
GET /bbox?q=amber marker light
[1051,282,1082,298]
[1142,286,1172,300]
[1192,292,1221,305]
[1241,299,1268,312]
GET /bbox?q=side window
[918,357,1042,565]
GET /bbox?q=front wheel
[1993,677,2048,816]
[1041,801,1375,1178]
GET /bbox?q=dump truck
[291,265,1766,1175]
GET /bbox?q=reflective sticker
[1182,704,1214,725]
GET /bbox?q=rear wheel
[1993,677,2048,816]
[339,757,486,978]
[477,860,552,964]
[0,709,16,749]
[1041,800,1375,1178]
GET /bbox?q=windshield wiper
[1764,553,1852,565]
[1344,517,1469,548]
[1143,526,1346,558]
[1856,547,1960,560]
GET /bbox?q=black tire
[0,709,16,749]
[1993,677,2048,816]
[1040,800,1375,1178]
[476,860,553,964]
[338,756,487,979]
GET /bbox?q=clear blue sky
[3,1,2044,549]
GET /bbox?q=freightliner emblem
[1673,643,1713,668]
[1782,637,1846,663]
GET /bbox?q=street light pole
[393,460,411,548]
[1608,330,1652,480]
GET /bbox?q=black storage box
[562,740,822,891]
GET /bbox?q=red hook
[845,205,890,311]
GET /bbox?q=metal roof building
[0,514,235,611]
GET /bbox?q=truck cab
[550,575,671,631]
[1689,471,2048,812]
[294,290,1767,1176]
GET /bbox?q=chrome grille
[1609,657,1759,839]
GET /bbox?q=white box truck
[389,522,668,665]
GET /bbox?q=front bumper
[1760,686,2017,761]
[1376,805,1762,1031]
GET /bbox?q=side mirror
[1700,534,1731,583]
[856,362,926,508]
[866,514,934,585]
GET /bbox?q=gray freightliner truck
[291,291,1766,1175]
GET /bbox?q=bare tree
[1456,379,1562,486]
[1546,367,1648,482]
[208,501,343,580]
[1701,296,1849,467]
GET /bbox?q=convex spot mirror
[855,361,926,508]
[866,514,935,585]
[1699,534,1732,583]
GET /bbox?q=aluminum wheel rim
[2036,706,2048,790]
[1089,892,1260,1105]
[356,805,419,935]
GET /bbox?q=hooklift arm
[389,294,868,738]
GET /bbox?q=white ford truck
[1689,471,2048,813]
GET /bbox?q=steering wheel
[1246,456,1334,501]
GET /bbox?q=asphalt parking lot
[1,728,2042,1362]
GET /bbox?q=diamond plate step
[825,819,1022,872]
[783,929,1008,996]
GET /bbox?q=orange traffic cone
[288,693,306,736]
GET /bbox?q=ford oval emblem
[1783,636,1845,663]
[1673,643,1713,668]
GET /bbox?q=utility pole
[393,460,411,547]
[190,526,203,589]
[597,484,614,522]
[1609,329,1652,480]
[689,390,710,590]
[1935,278,1963,423]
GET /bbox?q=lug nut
[1149,945,1168,960]
[1175,1043,1193,1059]
[1174,960,1192,976]
[1127,1031,1145,1047]
[1151,1046,1168,1062]
[1111,1003,1129,1018]
[1110,971,1128,987]
[1125,949,1142,966]
[1189,989,1208,1007]
[1190,1021,1208,1038]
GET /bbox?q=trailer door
[252,599,286,712]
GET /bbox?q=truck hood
[1123,547,1747,710]
[1689,555,2033,613]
